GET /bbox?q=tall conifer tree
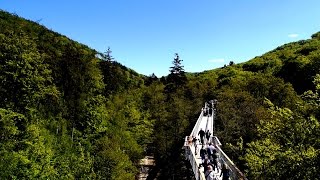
[167,53,187,90]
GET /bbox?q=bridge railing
[184,137,205,180]
[185,103,247,180]
[190,109,204,138]
[212,136,247,180]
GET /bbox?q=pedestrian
[192,136,198,155]
[201,158,211,174]
[205,165,215,180]
[198,128,205,145]
[220,164,231,180]
[205,130,211,142]
[188,136,193,145]
[200,145,207,163]
[212,150,219,172]
[207,143,215,161]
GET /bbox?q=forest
[0,10,319,179]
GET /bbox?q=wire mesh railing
[212,136,247,180]
[184,137,206,180]
[190,109,204,138]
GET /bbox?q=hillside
[0,10,149,179]
[0,9,319,180]
[194,32,320,94]
[242,32,320,94]
[187,32,320,179]
[0,10,145,95]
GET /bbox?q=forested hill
[1,9,320,180]
[195,31,320,95]
[189,32,320,179]
[0,10,144,94]
[242,32,320,94]
[0,10,148,179]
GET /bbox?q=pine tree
[103,47,114,62]
[170,53,185,75]
[167,53,187,90]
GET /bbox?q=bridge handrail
[212,136,222,146]
[184,104,247,180]
[212,136,247,180]
[190,109,204,138]
[204,116,210,133]
[183,138,205,180]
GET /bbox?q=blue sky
[1,0,319,76]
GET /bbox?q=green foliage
[241,32,320,94]
[244,101,320,179]
[0,10,149,179]
[0,109,56,179]
[166,53,187,92]
[0,32,52,113]
[311,31,320,39]
[2,9,320,180]
[94,136,136,180]
[99,60,144,95]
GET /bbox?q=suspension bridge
[183,101,247,180]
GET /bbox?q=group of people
[203,107,212,116]
[198,128,211,145]
[187,100,233,179]
[197,128,231,180]
[203,99,217,117]
[188,128,211,155]
[200,144,218,171]
[198,143,230,180]
[188,130,231,180]
[203,163,231,180]
[189,128,211,155]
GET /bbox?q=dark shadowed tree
[166,53,187,93]
[102,47,114,62]
[145,73,158,86]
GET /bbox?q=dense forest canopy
[0,10,319,179]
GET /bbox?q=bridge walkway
[184,101,246,180]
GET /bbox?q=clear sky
[1,0,319,76]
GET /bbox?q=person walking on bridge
[201,158,212,174]
[192,136,198,155]
[207,143,215,160]
[205,165,215,180]
[209,107,213,117]
[212,148,219,172]
[205,130,211,143]
[220,164,231,180]
[198,128,205,145]
[200,145,207,163]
